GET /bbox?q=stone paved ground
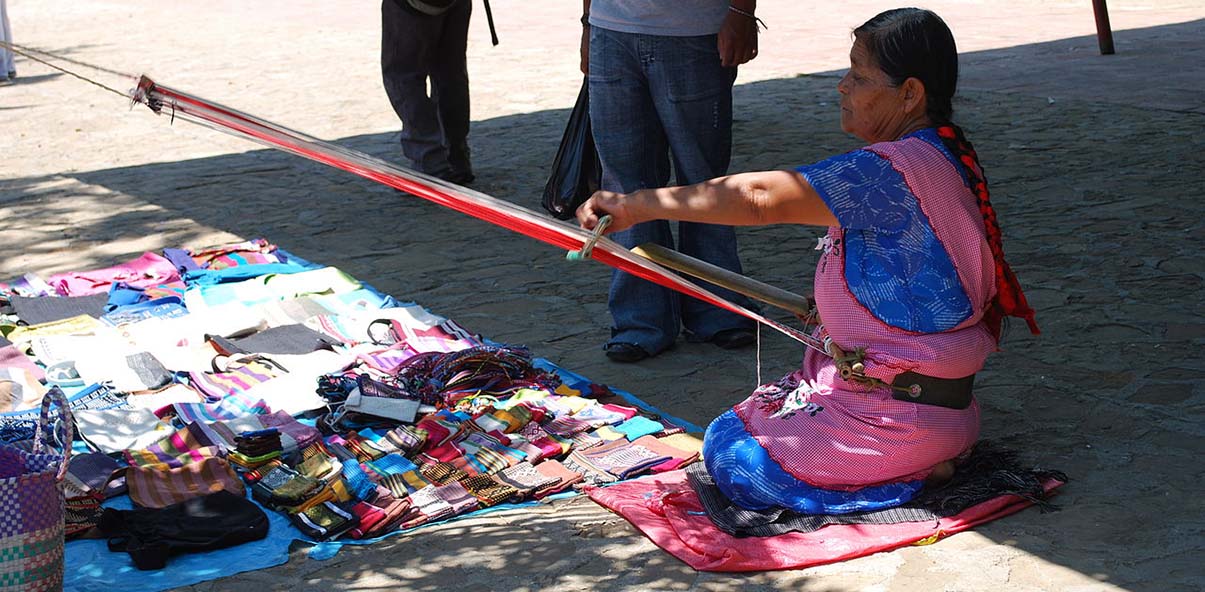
[2,1,1203,591]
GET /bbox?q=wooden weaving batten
[630,243,813,318]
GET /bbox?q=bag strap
[482,0,499,46]
[35,386,74,481]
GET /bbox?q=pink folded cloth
[48,252,181,296]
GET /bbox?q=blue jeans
[588,27,755,355]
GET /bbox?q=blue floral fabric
[703,410,925,514]
[797,132,973,332]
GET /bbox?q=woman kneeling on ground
[576,8,1040,514]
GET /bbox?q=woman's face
[837,38,911,143]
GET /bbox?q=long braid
[936,125,1040,341]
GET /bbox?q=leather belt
[890,371,975,409]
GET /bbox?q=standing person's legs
[648,34,755,343]
[589,28,677,360]
[381,0,452,176]
[431,0,473,181]
[0,0,14,80]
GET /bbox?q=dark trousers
[381,0,472,176]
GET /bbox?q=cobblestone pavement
[2,1,1203,591]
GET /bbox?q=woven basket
[0,388,73,592]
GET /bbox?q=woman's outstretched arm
[576,170,838,233]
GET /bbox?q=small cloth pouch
[250,463,322,509]
[289,501,359,541]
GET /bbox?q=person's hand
[718,11,759,67]
[576,190,638,233]
[580,25,590,75]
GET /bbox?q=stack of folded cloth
[562,437,685,485]
[531,459,584,499]
[228,428,284,470]
[493,461,561,501]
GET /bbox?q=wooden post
[1092,0,1116,55]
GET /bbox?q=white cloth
[74,408,174,454]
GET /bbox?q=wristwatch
[581,14,590,26]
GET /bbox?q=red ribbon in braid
[936,125,1040,341]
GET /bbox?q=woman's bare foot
[925,460,956,486]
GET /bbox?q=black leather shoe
[709,328,756,350]
[604,342,650,363]
[438,169,475,186]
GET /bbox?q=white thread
[755,323,762,386]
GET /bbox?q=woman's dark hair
[854,8,958,124]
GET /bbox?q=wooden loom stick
[630,243,813,317]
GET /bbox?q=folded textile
[571,404,629,428]
[630,435,699,473]
[48,251,181,297]
[289,501,359,542]
[494,461,560,499]
[356,496,413,538]
[75,350,174,393]
[384,424,426,455]
[532,459,584,498]
[74,407,174,454]
[182,238,282,271]
[613,415,667,441]
[408,485,454,523]
[347,501,389,539]
[65,492,105,540]
[460,474,519,507]
[250,463,324,509]
[420,461,471,486]
[124,422,221,468]
[518,422,566,459]
[64,451,126,499]
[126,453,246,509]
[210,324,341,356]
[9,293,110,324]
[102,296,189,326]
[586,468,1066,572]
[432,481,479,514]
[579,440,671,480]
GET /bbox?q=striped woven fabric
[122,422,218,469]
[125,455,245,509]
[188,360,283,401]
[419,462,470,486]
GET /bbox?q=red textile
[586,469,1063,572]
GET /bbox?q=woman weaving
[576,8,1039,514]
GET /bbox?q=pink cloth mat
[586,468,1064,572]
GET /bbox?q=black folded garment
[98,490,269,570]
